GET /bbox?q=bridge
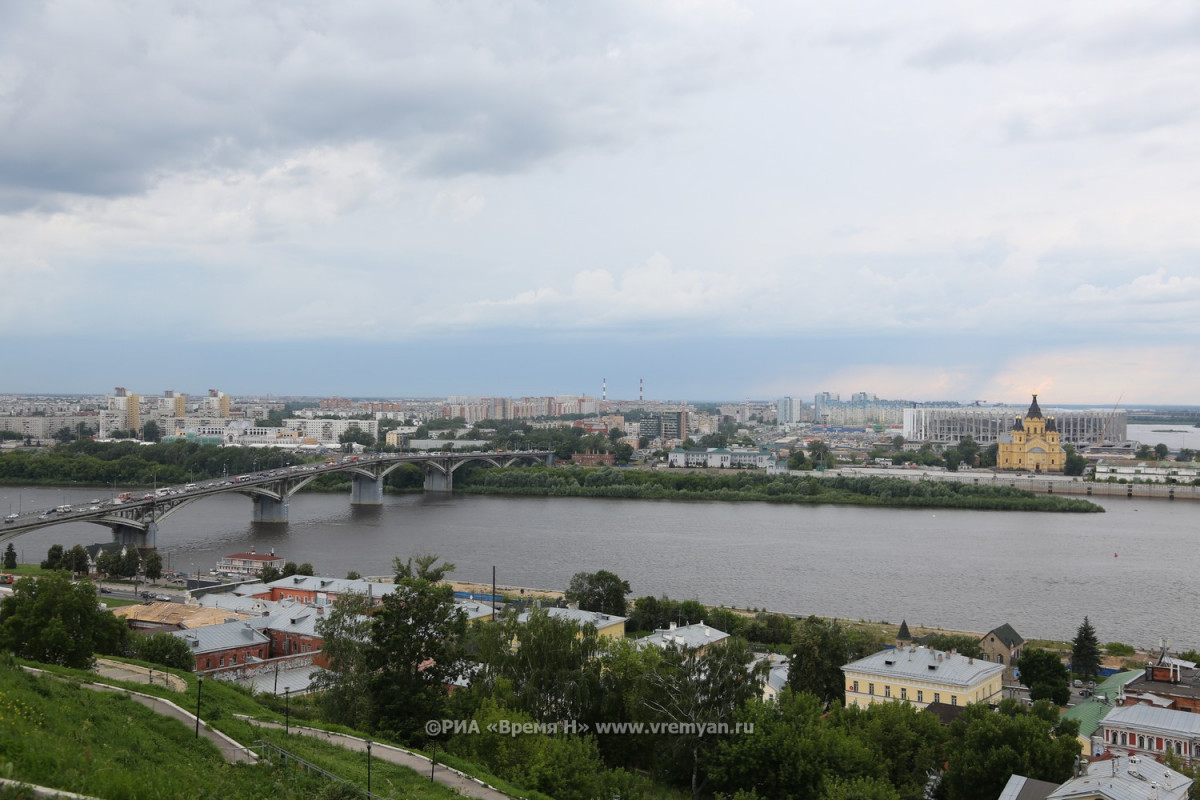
[0,450,554,549]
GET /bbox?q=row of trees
[308,560,1084,800]
[40,543,163,582]
[457,465,1104,512]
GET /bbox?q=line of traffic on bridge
[1,450,555,544]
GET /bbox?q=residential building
[842,644,1005,710]
[1046,756,1192,800]
[997,395,1065,472]
[1099,705,1200,764]
[215,549,286,578]
[174,620,272,672]
[1118,658,1200,713]
[515,607,627,639]
[637,621,730,656]
[978,623,1025,682]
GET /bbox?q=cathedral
[996,395,1064,473]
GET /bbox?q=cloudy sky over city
[3,1,1199,404]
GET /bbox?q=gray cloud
[0,2,744,208]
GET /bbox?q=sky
[3,1,1199,404]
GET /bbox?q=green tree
[921,633,984,659]
[1155,443,1170,460]
[96,549,120,576]
[118,547,140,579]
[393,552,456,583]
[312,590,377,729]
[1017,648,1070,705]
[1177,448,1196,463]
[474,608,603,723]
[143,550,163,583]
[0,572,129,668]
[281,561,299,577]
[68,544,90,576]
[368,578,468,741]
[787,449,809,470]
[1135,444,1154,459]
[641,637,764,799]
[565,570,631,616]
[832,699,948,800]
[941,699,1079,800]
[787,616,850,708]
[260,564,282,583]
[53,426,75,443]
[128,631,195,670]
[891,435,906,450]
[1063,444,1088,476]
[142,420,160,443]
[295,562,314,576]
[614,442,635,464]
[338,427,376,451]
[808,440,834,469]
[3,543,15,570]
[40,544,65,571]
[345,570,362,580]
[1071,616,1101,681]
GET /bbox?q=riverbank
[457,466,1106,513]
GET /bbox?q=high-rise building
[776,396,796,425]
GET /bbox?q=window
[917,690,923,703]
[900,688,907,701]
[869,683,874,696]
[231,654,237,665]
[884,686,891,698]
[205,658,211,669]
[852,681,859,693]
[951,696,957,706]
[933,693,940,704]
[219,656,225,666]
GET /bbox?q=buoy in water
[1114,553,1119,558]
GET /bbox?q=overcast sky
[3,1,1198,404]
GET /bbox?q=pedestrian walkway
[21,666,255,765]
[245,718,512,800]
[94,657,188,691]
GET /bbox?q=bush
[1104,642,1135,657]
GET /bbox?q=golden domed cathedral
[997,395,1063,472]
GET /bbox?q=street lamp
[195,674,204,738]
[366,739,373,796]
[284,687,290,734]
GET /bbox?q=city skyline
[3,3,1199,403]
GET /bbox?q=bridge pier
[113,521,157,549]
[351,474,384,505]
[252,496,289,523]
[424,470,452,492]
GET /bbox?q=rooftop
[637,621,730,650]
[842,645,1005,687]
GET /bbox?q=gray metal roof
[1101,703,1200,738]
[1049,757,1191,800]
[171,620,270,654]
[637,621,730,650]
[516,606,627,629]
[842,645,1005,688]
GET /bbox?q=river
[3,485,1197,650]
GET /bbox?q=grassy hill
[0,656,472,800]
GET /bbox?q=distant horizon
[2,384,1196,413]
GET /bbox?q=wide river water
[3,485,1197,650]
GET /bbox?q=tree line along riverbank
[0,440,1103,512]
[454,465,1104,512]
